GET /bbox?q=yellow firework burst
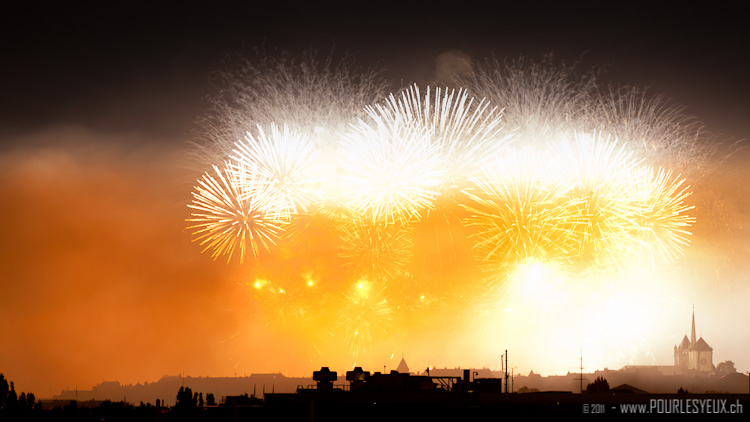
[552,132,645,269]
[187,162,281,263]
[338,216,414,282]
[462,147,581,272]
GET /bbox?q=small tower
[396,356,410,374]
[674,335,690,368]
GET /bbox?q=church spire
[691,305,696,346]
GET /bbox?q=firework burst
[462,147,581,272]
[249,275,327,332]
[463,132,695,276]
[595,86,713,174]
[628,167,695,265]
[232,123,323,221]
[335,279,394,361]
[188,53,709,370]
[379,84,512,185]
[551,132,646,269]
[339,102,445,225]
[187,161,281,263]
[338,216,414,282]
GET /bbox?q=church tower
[675,307,714,372]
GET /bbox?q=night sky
[1,2,749,396]
[2,4,748,139]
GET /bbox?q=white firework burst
[232,123,323,221]
[339,102,445,225]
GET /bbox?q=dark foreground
[8,391,748,421]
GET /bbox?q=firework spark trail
[596,86,714,175]
[457,55,601,144]
[232,123,323,221]
[187,161,282,263]
[194,51,390,168]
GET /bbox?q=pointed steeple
[690,305,696,346]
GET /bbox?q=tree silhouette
[5,381,18,411]
[176,386,197,409]
[0,374,7,409]
[716,361,736,376]
[585,376,610,393]
[0,375,38,417]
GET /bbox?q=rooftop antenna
[505,350,509,393]
[500,355,505,393]
[580,348,583,393]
